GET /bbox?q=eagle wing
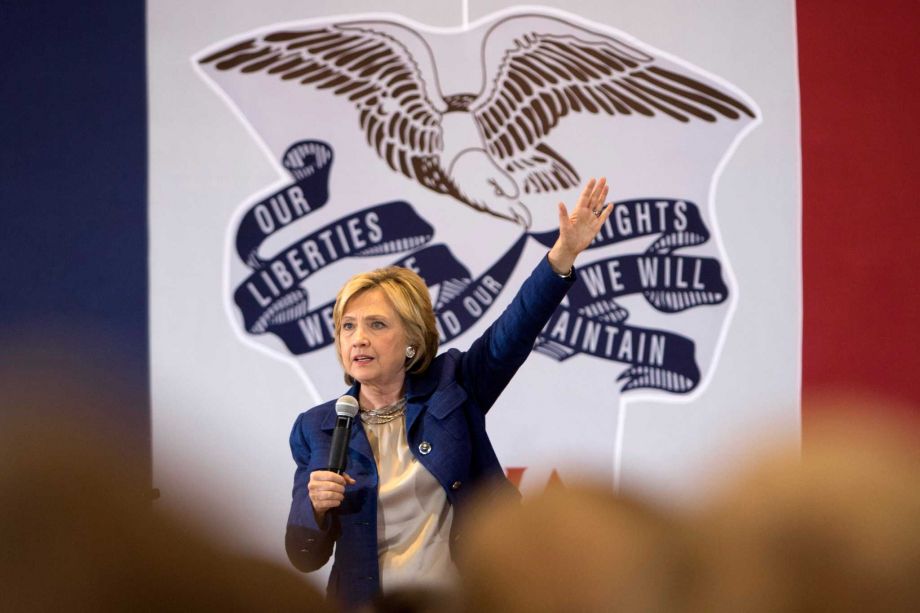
[474,23,755,194]
[199,24,445,182]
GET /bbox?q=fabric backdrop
[148,0,799,570]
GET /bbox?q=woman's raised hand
[547,177,613,275]
[308,470,356,523]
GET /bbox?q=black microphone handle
[327,415,352,474]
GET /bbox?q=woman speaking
[285,178,613,607]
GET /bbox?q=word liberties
[245,212,383,307]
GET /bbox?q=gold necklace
[359,397,407,425]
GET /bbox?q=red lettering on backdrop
[504,466,527,489]
[504,467,567,490]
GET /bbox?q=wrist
[546,251,574,278]
[547,245,575,276]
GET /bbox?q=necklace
[359,397,407,425]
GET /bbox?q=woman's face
[339,288,409,391]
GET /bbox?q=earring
[405,346,416,359]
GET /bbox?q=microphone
[327,395,359,474]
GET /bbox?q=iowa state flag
[7,1,917,584]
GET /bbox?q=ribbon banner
[233,140,531,356]
[531,198,726,392]
[535,312,702,392]
[236,141,335,268]
[233,141,729,393]
[530,198,711,254]
[566,254,728,319]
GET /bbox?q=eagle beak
[511,202,532,229]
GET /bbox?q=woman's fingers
[548,177,614,272]
[591,177,606,201]
[308,470,353,510]
[309,481,345,495]
[310,469,346,483]
[588,177,605,204]
[575,178,596,210]
[310,489,344,510]
[557,201,570,226]
[589,179,608,211]
[575,177,608,215]
[598,202,614,223]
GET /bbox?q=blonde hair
[333,266,439,385]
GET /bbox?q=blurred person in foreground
[285,179,614,608]
[0,356,331,613]
[454,484,687,612]
[453,406,920,613]
[685,406,920,613]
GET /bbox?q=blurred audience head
[5,333,919,612]
[686,407,920,613]
[370,585,453,613]
[0,342,331,612]
[455,405,919,613]
[455,484,687,612]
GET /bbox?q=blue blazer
[285,255,574,606]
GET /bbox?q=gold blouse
[363,414,458,592]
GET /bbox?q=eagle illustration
[200,15,755,227]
